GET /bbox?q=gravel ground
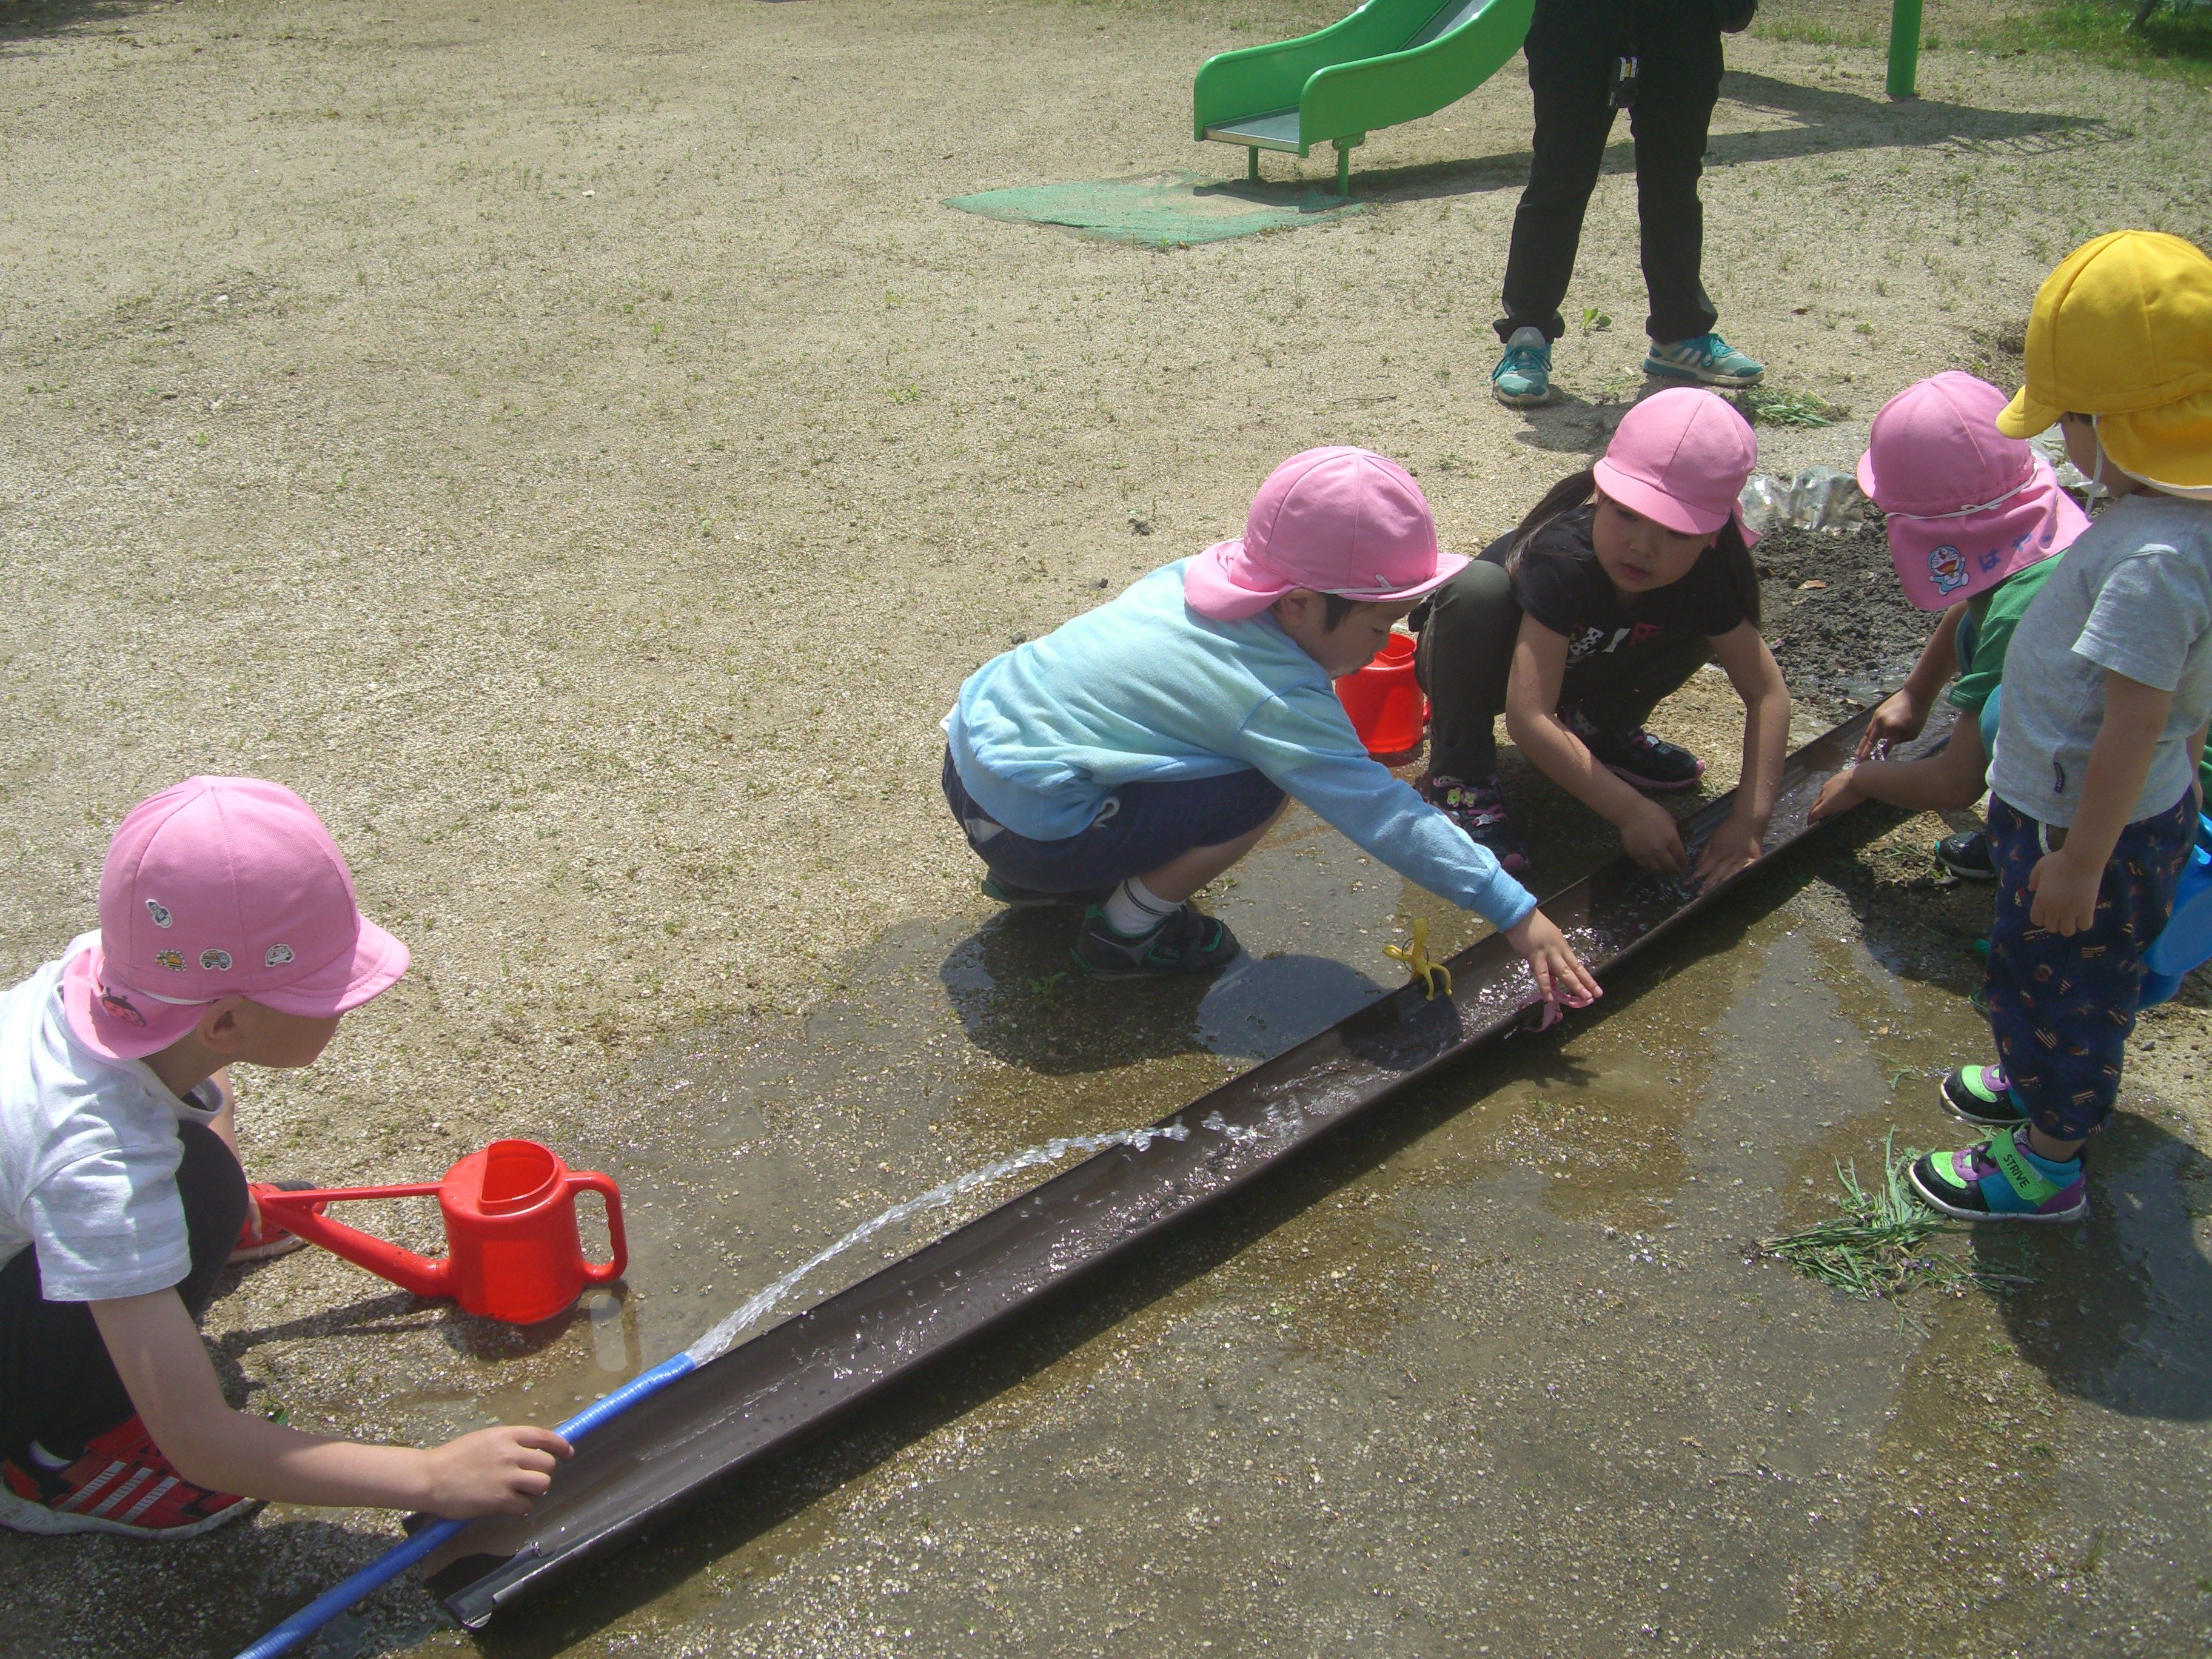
[3,1,2211,1655]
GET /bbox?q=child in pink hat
[1413,386,1791,887]
[1,778,571,1539]
[1807,372,2090,867]
[944,446,1599,1008]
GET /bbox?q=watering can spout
[253,1185,455,1299]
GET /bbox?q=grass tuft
[1731,387,1846,428]
[1759,1133,2027,1308]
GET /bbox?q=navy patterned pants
[1984,788,2196,1141]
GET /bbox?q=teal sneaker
[1490,327,1553,407]
[1909,1125,2086,1224]
[1644,332,1765,387]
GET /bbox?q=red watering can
[253,1139,627,1326]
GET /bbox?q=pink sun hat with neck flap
[64,776,411,1062]
[1185,446,1469,622]
[1592,386,1760,543]
[1858,371,2088,612]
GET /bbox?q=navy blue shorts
[941,749,1285,893]
[1984,787,2196,1142]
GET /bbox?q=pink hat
[1592,387,1760,544]
[1858,371,2090,611]
[64,777,410,1062]
[1184,446,1470,622]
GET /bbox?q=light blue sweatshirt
[947,560,1536,930]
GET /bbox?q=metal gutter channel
[429,703,1929,1625]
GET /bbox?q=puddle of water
[452,850,2212,1659]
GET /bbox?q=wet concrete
[359,813,2212,1659]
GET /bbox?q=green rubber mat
[946,170,1367,248]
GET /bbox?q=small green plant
[1581,305,1612,332]
[885,384,921,404]
[1730,387,1847,429]
[1760,1133,2027,1312]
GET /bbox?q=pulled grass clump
[1760,1133,2027,1312]
[1731,387,1846,429]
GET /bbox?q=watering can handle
[567,1171,628,1283]
[252,1183,453,1298]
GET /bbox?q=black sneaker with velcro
[1071,902,1241,979]
[1934,829,1996,882]
[1561,706,1706,793]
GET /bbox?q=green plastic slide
[1193,0,1533,192]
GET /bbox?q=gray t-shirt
[1989,492,2212,828]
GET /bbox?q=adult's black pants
[0,1121,246,1463]
[1414,558,1709,780]
[1496,0,1726,346]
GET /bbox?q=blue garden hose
[232,1352,697,1659]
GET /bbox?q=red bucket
[1336,632,1427,760]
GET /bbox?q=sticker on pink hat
[64,776,411,1062]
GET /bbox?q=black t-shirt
[1479,503,1747,666]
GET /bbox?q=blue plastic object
[2142,813,2212,1008]
[232,1353,697,1659]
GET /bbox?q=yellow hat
[1997,230,2212,491]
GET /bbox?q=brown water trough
[428,703,1936,1626]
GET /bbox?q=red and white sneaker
[230,1180,315,1264]
[0,1416,255,1539]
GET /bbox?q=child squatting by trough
[1806,371,2090,858]
[0,777,569,1538]
[1903,231,2212,1225]
[942,444,1602,1011]
[1410,386,1791,886]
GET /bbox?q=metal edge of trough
[428,702,1937,1626]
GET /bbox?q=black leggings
[1414,558,1709,780]
[0,1121,246,1463]
[1496,0,1725,345]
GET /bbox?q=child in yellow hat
[1911,230,2212,1225]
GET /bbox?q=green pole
[1887,0,1923,97]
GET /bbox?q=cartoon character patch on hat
[146,899,173,928]
[98,985,149,1028]
[155,950,186,973]
[264,943,295,968]
[199,948,233,972]
[1928,546,1968,596]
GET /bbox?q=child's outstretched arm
[91,1290,571,1516]
[2028,669,2173,934]
[1810,717,1988,823]
[1857,602,1966,760]
[1697,622,1791,890]
[1503,618,1691,876]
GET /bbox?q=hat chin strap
[1888,469,2043,521]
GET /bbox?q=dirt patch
[1756,518,1932,714]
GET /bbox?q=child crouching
[1,777,569,1537]
[1908,232,2212,1223]
[943,446,1600,1010]
[1807,371,2090,846]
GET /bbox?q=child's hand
[2028,846,2104,936]
[1806,767,1865,825]
[1619,799,1689,875]
[1858,689,1929,760]
[1694,814,1765,891]
[1503,909,1602,1012]
[421,1426,573,1518]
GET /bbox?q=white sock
[1103,876,1178,936]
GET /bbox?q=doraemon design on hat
[1928,546,1968,595]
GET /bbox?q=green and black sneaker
[1939,1064,2029,1128]
[1072,902,1241,979]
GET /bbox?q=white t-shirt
[0,934,222,1301]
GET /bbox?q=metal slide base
[427,703,1940,1626]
